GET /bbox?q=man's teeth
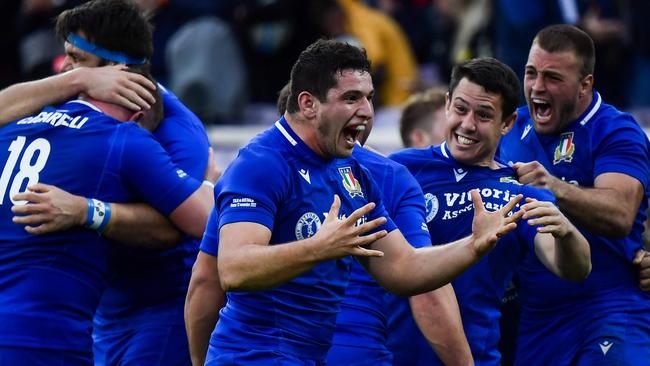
[457,135,476,145]
[355,125,366,131]
[532,98,548,105]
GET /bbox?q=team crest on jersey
[338,166,364,198]
[499,176,522,185]
[424,193,439,222]
[553,132,575,165]
[295,212,322,240]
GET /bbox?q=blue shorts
[516,306,650,366]
[0,346,91,366]
[93,323,190,366]
[205,346,326,366]
[326,344,392,366]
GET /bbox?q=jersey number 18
[0,136,51,205]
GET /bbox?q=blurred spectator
[625,0,650,110]
[579,0,630,108]
[398,87,447,147]
[337,0,419,106]
[17,0,85,80]
[491,0,578,81]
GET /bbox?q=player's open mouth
[343,124,366,146]
[532,98,552,122]
[455,133,477,145]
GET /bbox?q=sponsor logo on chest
[424,187,518,222]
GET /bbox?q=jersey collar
[274,116,328,162]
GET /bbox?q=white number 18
[0,136,51,205]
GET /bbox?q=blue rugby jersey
[328,145,431,358]
[94,85,211,327]
[203,116,396,361]
[498,91,650,365]
[0,100,199,353]
[391,143,551,365]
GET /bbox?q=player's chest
[538,131,594,186]
[420,175,520,226]
[277,163,372,241]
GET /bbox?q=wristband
[85,198,112,233]
[202,180,215,189]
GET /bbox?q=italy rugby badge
[338,166,364,198]
[553,132,575,164]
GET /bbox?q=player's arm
[514,164,644,239]
[11,137,218,246]
[218,195,388,291]
[185,251,224,366]
[360,191,524,296]
[523,197,591,281]
[12,183,181,248]
[410,284,473,366]
[0,65,155,124]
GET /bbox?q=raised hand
[11,183,87,234]
[470,190,524,256]
[521,198,572,237]
[310,195,388,260]
[79,65,156,111]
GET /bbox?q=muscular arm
[185,252,225,366]
[361,192,523,296]
[410,284,473,366]
[516,161,644,238]
[12,178,213,247]
[0,65,155,124]
[218,196,387,291]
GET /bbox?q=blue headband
[67,33,147,65]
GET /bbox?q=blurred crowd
[2,0,649,125]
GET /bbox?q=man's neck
[284,113,328,158]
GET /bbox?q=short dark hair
[448,58,521,118]
[55,0,153,63]
[399,87,446,147]
[286,39,371,113]
[534,24,595,79]
[277,82,291,116]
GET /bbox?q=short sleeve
[390,165,430,248]
[119,124,201,215]
[217,147,289,231]
[593,116,650,189]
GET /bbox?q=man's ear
[579,74,594,99]
[129,111,144,123]
[501,112,517,135]
[297,91,319,119]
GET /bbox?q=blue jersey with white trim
[206,117,396,360]
[498,92,650,321]
[95,85,210,325]
[0,100,199,352]
[391,143,550,365]
[330,145,431,351]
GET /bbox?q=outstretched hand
[311,195,388,260]
[11,183,87,234]
[470,190,524,256]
